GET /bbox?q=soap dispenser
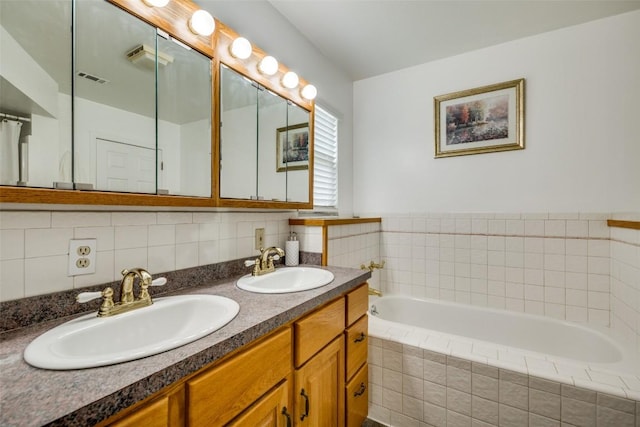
[285,232,299,266]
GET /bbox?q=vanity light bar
[230,37,252,59]
[281,71,299,89]
[258,55,278,76]
[300,84,317,101]
[189,9,215,37]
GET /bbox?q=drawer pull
[282,407,292,427]
[353,332,366,343]
[353,382,367,397]
[300,389,310,421]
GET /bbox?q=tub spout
[368,287,382,297]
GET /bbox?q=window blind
[313,105,338,207]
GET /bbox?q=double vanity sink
[23,266,335,371]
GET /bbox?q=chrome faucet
[76,268,166,317]
[246,247,285,276]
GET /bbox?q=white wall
[353,11,640,215]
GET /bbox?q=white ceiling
[268,0,640,81]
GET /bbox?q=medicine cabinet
[0,0,314,209]
[0,0,214,206]
[214,22,314,209]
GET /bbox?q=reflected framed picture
[276,122,309,172]
[434,78,525,158]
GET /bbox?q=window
[313,105,338,208]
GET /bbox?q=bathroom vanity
[0,266,370,426]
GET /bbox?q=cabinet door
[345,314,368,381]
[294,336,345,427]
[294,298,345,367]
[346,283,368,326]
[345,364,368,427]
[227,380,293,427]
[187,328,292,426]
[108,385,184,427]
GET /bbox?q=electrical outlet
[68,239,96,276]
[255,228,265,250]
[77,245,92,256]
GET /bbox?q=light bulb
[142,0,170,6]
[282,71,299,89]
[230,37,252,59]
[301,84,317,100]
[258,56,279,76]
[189,10,215,37]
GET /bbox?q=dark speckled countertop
[0,265,370,427]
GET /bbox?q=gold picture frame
[434,78,525,158]
[276,122,309,172]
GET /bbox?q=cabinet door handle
[281,406,292,427]
[300,388,310,421]
[354,332,366,343]
[353,382,367,397]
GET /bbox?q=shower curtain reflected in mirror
[0,119,23,185]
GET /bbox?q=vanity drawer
[346,283,368,326]
[345,314,368,381]
[187,327,292,426]
[294,298,345,367]
[345,364,368,427]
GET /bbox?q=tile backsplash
[0,210,292,302]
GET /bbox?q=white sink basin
[24,294,239,370]
[236,267,334,294]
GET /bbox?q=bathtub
[368,295,640,401]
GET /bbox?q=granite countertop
[0,265,370,427]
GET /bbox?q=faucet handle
[150,277,167,287]
[76,291,103,303]
[244,259,256,267]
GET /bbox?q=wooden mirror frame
[0,0,216,207]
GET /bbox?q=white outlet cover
[68,239,97,276]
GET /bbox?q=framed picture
[434,78,524,158]
[276,123,309,172]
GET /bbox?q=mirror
[219,65,311,204]
[0,0,72,188]
[1,0,212,200]
[219,64,258,199]
[75,0,211,196]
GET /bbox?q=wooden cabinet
[227,380,293,427]
[106,384,184,427]
[187,328,292,426]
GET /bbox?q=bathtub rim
[368,294,640,401]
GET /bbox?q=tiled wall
[368,338,639,427]
[327,222,381,290]
[610,223,640,356]
[379,213,614,327]
[0,210,292,302]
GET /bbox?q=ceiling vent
[126,44,174,69]
[76,71,109,84]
